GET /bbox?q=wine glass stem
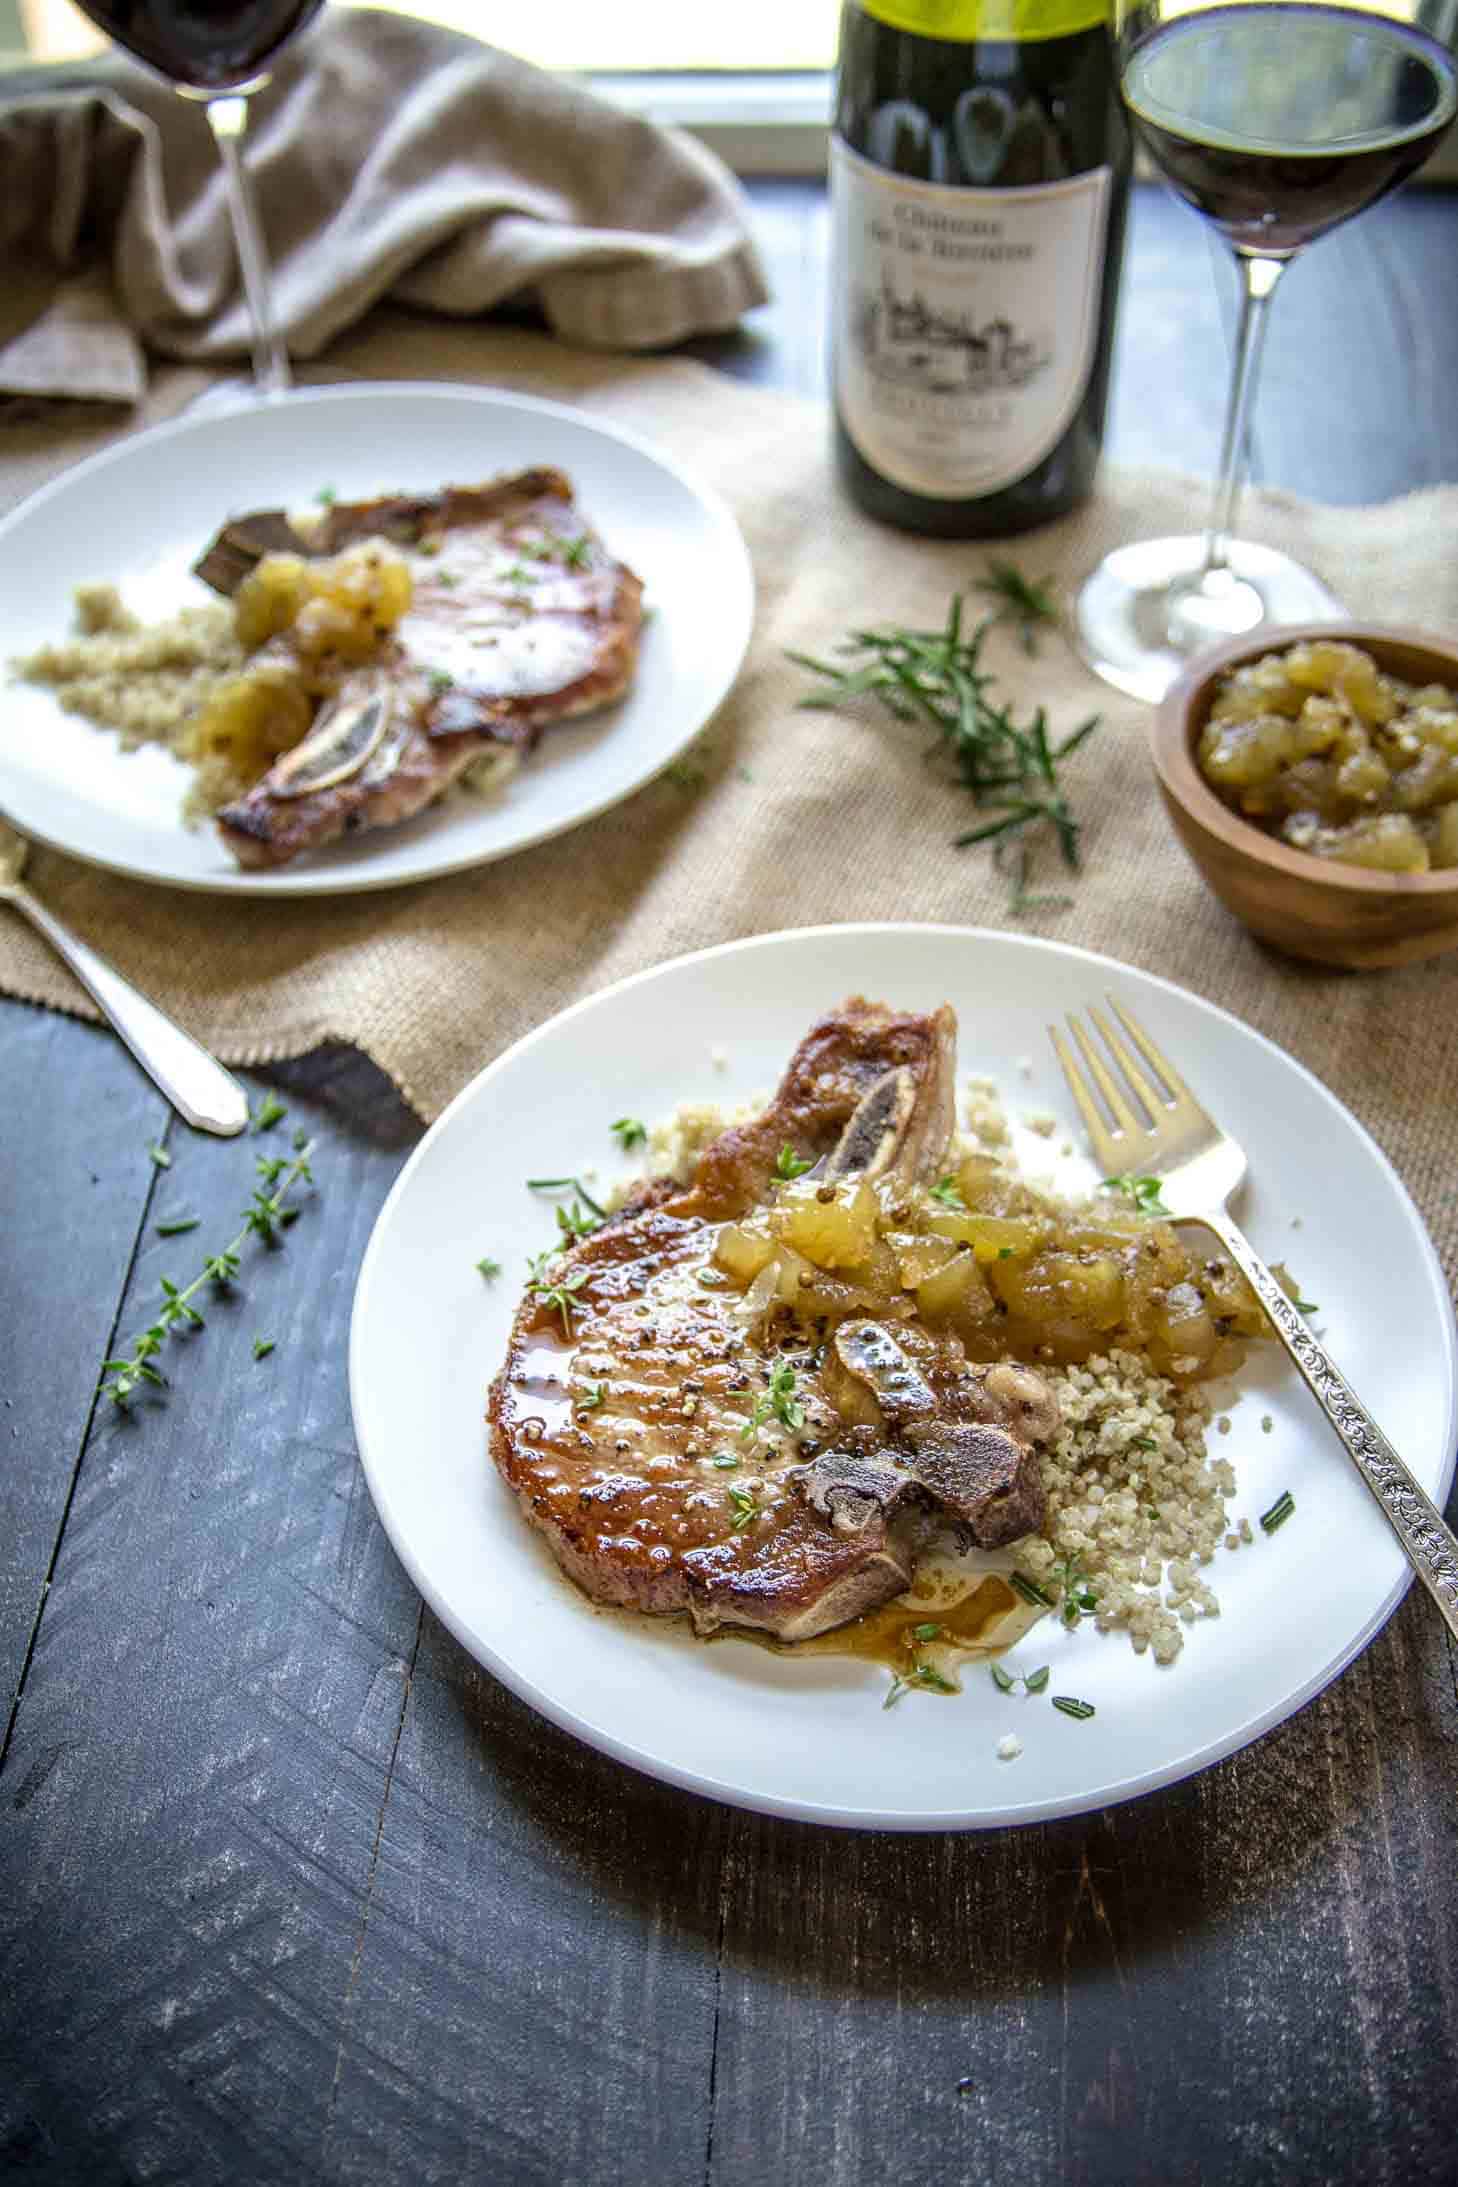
[205,93,290,399]
[1203,252,1286,577]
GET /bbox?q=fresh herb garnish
[727,1484,759,1532]
[527,1174,606,1241]
[884,1662,958,1709]
[990,1661,1016,1693]
[1009,1571,1053,1610]
[929,1175,965,1210]
[252,1093,287,1133]
[1051,1695,1096,1721]
[155,1215,199,1238]
[1051,1550,1099,1628]
[611,1116,648,1151]
[1260,1491,1296,1535]
[1294,1296,1320,1317]
[527,1260,588,1336]
[1130,1434,1158,1452]
[427,668,454,695]
[1024,1665,1050,1694]
[253,1336,275,1362]
[740,1359,804,1443]
[476,1256,502,1280]
[711,1452,739,1470]
[577,1382,607,1412]
[774,1144,813,1181]
[146,1141,171,1170]
[974,560,1059,655]
[1100,1173,1169,1217]
[911,1621,942,1643]
[101,1139,316,1407]
[790,585,1098,914]
[562,535,592,569]
[315,485,337,507]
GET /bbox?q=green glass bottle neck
[854,0,1109,41]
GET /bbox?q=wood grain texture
[0,1008,164,1720]
[3,175,1458,2187]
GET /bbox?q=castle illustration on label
[851,273,1049,397]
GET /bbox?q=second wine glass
[1077,0,1458,703]
[72,0,327,400]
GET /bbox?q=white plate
[349,925,1457,1830]
[0,384,752,897]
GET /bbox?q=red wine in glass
[1074,0,1458,702]
[1123,4,1458,256]
[72,0,328,391]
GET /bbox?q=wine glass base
[1075,535,1347,704]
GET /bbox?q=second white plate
[349,925,1457,1829]
[0,383,752,896]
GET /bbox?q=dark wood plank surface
[4,178,1458,2187]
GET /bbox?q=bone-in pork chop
[193,469,643,869]
[489,999,1057,1644]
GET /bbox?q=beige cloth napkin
[0,9,768,400]
[3,312,1458,1295]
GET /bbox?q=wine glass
[71,0,327,400]
[1076,0,1458,703]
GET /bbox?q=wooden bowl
[1151,623,1458,969]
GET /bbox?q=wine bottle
[830,0,1132,538]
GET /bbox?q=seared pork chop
[193,470,643,869]
[489,999,1057,1644]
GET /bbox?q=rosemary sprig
[974,560,1059,655]
[1260,1490,1296,1534]
[1051,1695,1096,1721]
[101,1140,316,1406]
[790,582,1099,914]
[1009,1571,1054,1610]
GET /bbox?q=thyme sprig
[790,584,1099,914]
[884,1661,958,1709]
[1101,1173,1170,1218]
[101,1139,316,1406]
[527,1255,588,1335]
[528,1173,607,1241]
[774,1144,813,1181]
[740,1359,804,1443]
[974,560,1059,655]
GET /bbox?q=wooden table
[4,180,1458,2187]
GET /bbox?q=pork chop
[489,999,1057,1644]
[193,469,643,869]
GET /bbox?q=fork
[0,819,248,1136]
[1050,998,1458,1643]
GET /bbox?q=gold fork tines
[1048,992,1458,1646]
[1051,1000,1217,1177]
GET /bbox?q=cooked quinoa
[620,1070,1252,1668]
[14,583,241,752]
[1013,1352,1234,1665]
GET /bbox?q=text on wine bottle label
[830,141,1113,502]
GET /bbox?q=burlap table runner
[3,312,1456,1286]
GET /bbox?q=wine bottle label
[831,140,1112,503]
[857,0,1107,41]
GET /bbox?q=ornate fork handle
[1201,1208,1458,1644]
